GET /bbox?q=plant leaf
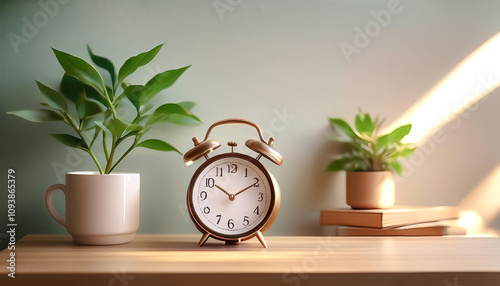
[125,124,143,133]
[36,81,68,112]
[82,113,104,130]
[61,73,109,108]
[117,44,163,86]
[377,124,412,146]
[60,73,82,103]
[77,100,102,119]
[136,139,181,154]
[388,161,403,175]
[354,112,374,135]
[161,114,203,126]
[95,120,112,135]
[329,118,359,139]
[7,109,63,122]
[53,48,107,96]
[178,101,196,110]
[158,101,198,125]
[87,45,116,87]
[393,146,416,158]
[85,86,109,107]
[326,158,347,171]
[50,134,87,150]
[115,124,144,146]
[141,104,155,115]
[141,65,190,104]
[104,117,128,137]
[146,103,201,126]
[122,85,146,110]
[120,66,190,109]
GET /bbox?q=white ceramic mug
[45,172,140,245]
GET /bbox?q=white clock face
[189,154,273,237]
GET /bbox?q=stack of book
[320,206,466,236]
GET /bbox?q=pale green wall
[2,0,500,250]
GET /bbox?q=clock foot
[198,232,210,247]
[255,231,268,248]
[225,240,240,245]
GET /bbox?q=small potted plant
[326,110,415,209]
[8,44,201,245]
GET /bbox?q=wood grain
[1,234,499,285]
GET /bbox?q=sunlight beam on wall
[382,33,500,236]
[384,32,500,144]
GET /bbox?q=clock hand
[215,184,231,198]
[234,183,255,197]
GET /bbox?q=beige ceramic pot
[346,171,395,209]
[45,172,140,245]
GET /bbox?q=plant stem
[103,89,118,119]
[103,131,109,160]
[89,127,100,148]
[88,149,104,174]
[63,112,104,174]
[108,140,137,173]
[104,136,117,174]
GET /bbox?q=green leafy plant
[326,110,415,175]
[8,44,201,174]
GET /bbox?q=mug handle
[45,184,66,226]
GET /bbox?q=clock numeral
[203,206,210,214]
[228,219,234,229]
[215,167,223,177]
[244,168,248,177]
[243,216,250,226]
[227,164,237,173]
[216,214,222,224]
[253,206,259,215]
[253,177,260,187]
[200,191,207,201]
[205,178,214,188]
[257,192,263,202]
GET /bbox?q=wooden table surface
[1,234,500,285]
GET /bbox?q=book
[336,221,466,236]
[320,206,460,228]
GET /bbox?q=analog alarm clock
[183,118,283,248]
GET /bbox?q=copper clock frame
[186,152,280,248]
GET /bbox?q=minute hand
[234,184,255,197]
